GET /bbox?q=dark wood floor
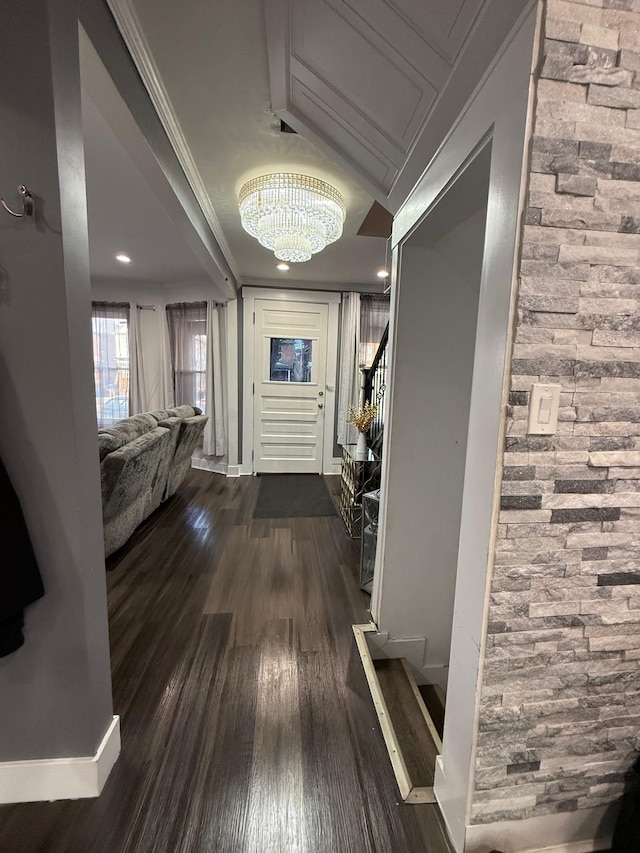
[0,471,452,853]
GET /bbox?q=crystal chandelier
[238,173,346,263]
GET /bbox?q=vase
[355,431,368,461]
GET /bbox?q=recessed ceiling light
[377,269,389,278]
[277,262,290,271]
[116,253,132,264]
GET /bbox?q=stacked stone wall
[472,0,640,825]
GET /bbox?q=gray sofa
[98,405,208,557]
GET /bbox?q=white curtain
[337,292,361,446]
[142,306,174,411]
[128,306,148,414]
[203,301,227,457]
[91,302,130,427]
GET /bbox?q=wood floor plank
[419,684,446,741]
[0,471,453,853]
[374,658,440,788]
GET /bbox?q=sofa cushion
[99,413,157,454]
[149,405,202,421]
[165,414,209,498]
[146,417,181,515]
[101,426,171,556]
[97,431,121,462]
[172,404,202,418]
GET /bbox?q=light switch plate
[527,383,561,435]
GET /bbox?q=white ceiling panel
[292,0,435,147]
[385,0,481,61]
[266,0,530,203]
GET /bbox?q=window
[166,302,207,412]
[92,302,130,427]
[269,337,313,382]
[359,294,390,368]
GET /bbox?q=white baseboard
[191,456,227,475]
[325,458,342,475]
[464,803,616,853]
[0,715,121,804]
[226,464,241,477]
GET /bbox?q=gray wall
[0,0,240,766]
[0,0,113,760]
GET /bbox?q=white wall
[375,209,487,688]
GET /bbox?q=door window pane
[269,338,313,382]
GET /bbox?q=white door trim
[369,5,539,850]
[241,286,340,475]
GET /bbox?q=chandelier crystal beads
[238,173,346,263]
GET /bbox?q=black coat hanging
[0,458,44,656]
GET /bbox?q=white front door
[253,298,328,473]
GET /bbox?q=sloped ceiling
[265,0,530,209]
[106,0,529,286]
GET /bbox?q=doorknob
[318,391,324,396]
[318,403,324,408]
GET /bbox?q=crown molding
[106,0,239,280]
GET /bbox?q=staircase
[363,321,389,456]
[353,625,444,805]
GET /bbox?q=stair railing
[362,321,389,455]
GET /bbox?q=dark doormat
[253,474,337,519]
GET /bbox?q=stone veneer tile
[589,450,640,465]
[500,495,544,510]
[554,478,616,492]
[582,546,609,559]
[472,3,640,828]
[550,506,621,521]
[597,571,640,584]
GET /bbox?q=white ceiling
[107,0,389,288]
[82,94,210,284]
[102,0,529,289]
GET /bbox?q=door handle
[318,403,324,408]
[318,391,324,396]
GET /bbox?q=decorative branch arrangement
[347,401,378,434]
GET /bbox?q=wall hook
[1,185,34,218]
